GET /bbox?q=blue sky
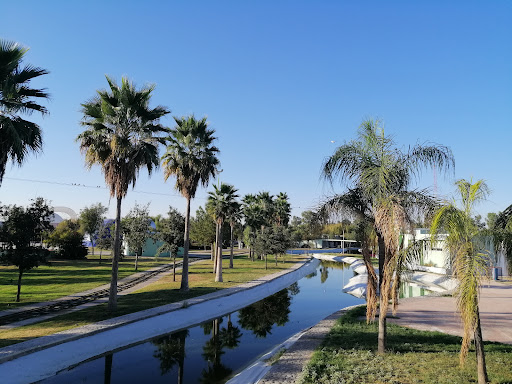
[1,1,511,221]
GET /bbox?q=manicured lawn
[0,254,306,348]
[300,306,512,384]
[0,255,177,310]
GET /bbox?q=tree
[48,219,88,259]
[227,201,242,268]
[0,40,49,185]
[206,183,239,282]
[162,115,220,292]
[275,192,291,227]
[156,207,185,281]
[430,179,490,384]
[77,76,169,311]
[123,203,152,271]
[190,206,216,251]
[321,119,454,353]
[0,198,53,302]
[96,220,114,263]
[79,203,108,256]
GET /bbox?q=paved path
[388,281,512,344]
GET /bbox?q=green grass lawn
[0,255,176,310]
[0,253,306,348]
[300,306,512,384]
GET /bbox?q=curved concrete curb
[0,258,319,384]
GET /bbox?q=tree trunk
[377,234,385,294]
[173,253,176,282]
[229,223,234,269]
[180,197,191,292]
[91,244,95,256]
[16,269,23,302]
[215,221,223,282]
[265,254,268,270]
[99,248,102,264]
[211,243,214,260]
[378,294,387,353]
[108,196,122,312]
[474,307,489,384]
[134,253,139,271]
[213,239,217,274]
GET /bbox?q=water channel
[38,260,364,384]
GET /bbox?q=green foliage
[123,203,153,256]
[156,206,185,257]
[48,220,88,260]
[0,39,50,185]
[190,206,216,248]
[0,198,53,301]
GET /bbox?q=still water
[39,261,363,384]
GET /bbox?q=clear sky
[1,1,511,221]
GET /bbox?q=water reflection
[39,261,364,384]
[238,288,292,338]
[152,330,188,383]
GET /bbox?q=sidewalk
[388,281,512,344]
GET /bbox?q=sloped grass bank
[300,306,512,384]
[0,254,305,348]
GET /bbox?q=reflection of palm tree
[153,330,189,384]
[104,353,113,384]
[238,289,291,337]
[201,318,232,384]
[219,314,242,349]
[320,266,329,283]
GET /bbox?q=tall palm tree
[77,76,169,311]
[207,183,239,282]
[322,119,454,352]
[430,179,490,384]
[0,40,49,185]
[162,116,220,291]
[275,192,291,226]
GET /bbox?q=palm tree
[162,115,220,291]
[322,119,454,352]
[77,76,169,311]
[0,40,49,185]
[207,183,239,282]
[430,179,490,384]
[275,192,291,226]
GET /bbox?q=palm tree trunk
[211,242,215,261]
[377,294,387,353]
[474,307,489,384]
[173,253,176,282]
[215,221,223,282]
[180,197,191,292]
[108,196,122,312]
[377,233,385,293]
[229,223,234,268]
[16,269,23,302]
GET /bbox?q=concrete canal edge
[0,257,320,384]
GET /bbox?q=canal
[39,260,364,384]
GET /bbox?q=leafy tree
[0,40,49,185]
[77,76,169,311]
[156,207,185,281]
[123,203,152,271]
[485,212,498,230]
[0,198,53,302]
[431,179,490,384]
[254,225,291,269]
[162,115,220,292]
[206,183,239,282]
[153,330,189,383]
[190,206,216,250]
[321,119,454,353]
[96,220,114,263]
[79,203,108,255]
[48,219,88,259]
[227,201,242,269]
[301,210,322,248]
